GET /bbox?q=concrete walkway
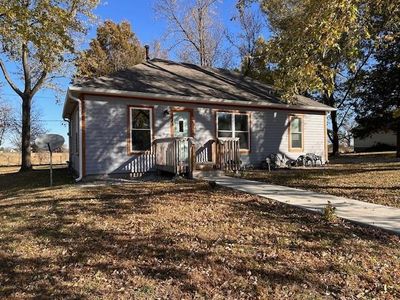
[203,175,400,235]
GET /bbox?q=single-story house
[62,58,335,180]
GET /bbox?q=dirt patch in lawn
[0,167,399,299]
[239,153,400,208]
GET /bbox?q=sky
[1,0,267,148]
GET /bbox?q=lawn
[0,167,399,299]
[238,153,400,208]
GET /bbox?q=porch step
[195,162,217,171]
[193,170,225,179]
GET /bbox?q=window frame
[128,106,153,154]
[288,114,304,152]
[216,111,251,152]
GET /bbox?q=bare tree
[154,0,225,67]
[0,100,12,146]
[10,105,47,151]
[150,40,169,60]
[226,6,263,75]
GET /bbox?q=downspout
[67,90,83,182]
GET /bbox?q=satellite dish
[34,134,65,187]
[35,134,65,152]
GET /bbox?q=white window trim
[129,107,153,153]
[216,112,250,150]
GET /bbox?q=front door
[173,111,191,137]
[172,111,191,163]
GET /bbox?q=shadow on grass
[0,180,399,298]
[0,166,74,200]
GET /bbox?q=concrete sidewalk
[203,175,400,235]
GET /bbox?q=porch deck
[129,137,241,178]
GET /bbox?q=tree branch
[22,43,32,94]
[0,60,23,97]
[337,47,374,109]
[31,71,47,96]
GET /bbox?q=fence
[0,152,69,166]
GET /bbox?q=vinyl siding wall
[82,95,327,175]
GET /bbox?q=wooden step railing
[195,139,217,164]
[128,150,156,178]
[217,138,241,172]
[153,137,195,177]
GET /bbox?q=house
[354,130,397,152]
[62,58,335,180]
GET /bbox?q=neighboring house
[354,131,397,152]
[62,58,335,180]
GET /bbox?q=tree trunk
[397,122,400,158]
[20,95,32,171]
[330,110,340,156]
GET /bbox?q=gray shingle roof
[73,59,332,110]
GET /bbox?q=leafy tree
[241,37,275,84]
[238,0,399,155]
[353,30,400,157]
[75,20,145,78]
[0,0,98,171]
[155,0,225,67]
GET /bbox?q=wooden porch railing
[140,137,241,177]
[129,150,155,178]
[153,137,195,177]
[217,138,241,172]
[195,138,241,172]
[195,140,217,164]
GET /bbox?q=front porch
[128,137,241,178]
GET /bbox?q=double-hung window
[216,112,250,150]
[129,107,152,152]
[289,115,303,151]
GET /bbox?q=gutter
[66,90,83,182]
[67,86,336,112]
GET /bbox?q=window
[178,120,184,133]
[217,112,250,150]
[130,107,152,152]
[289,115,303,150]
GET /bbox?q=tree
[155,0,225,67]
[238,0,399,155]
[0,0,98,171]
[0,100,12,146]
[10,105,47,151]
[353,30,400,157]
[150,40,169,60]
[226,6,263,76]
[75,20,145,78]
